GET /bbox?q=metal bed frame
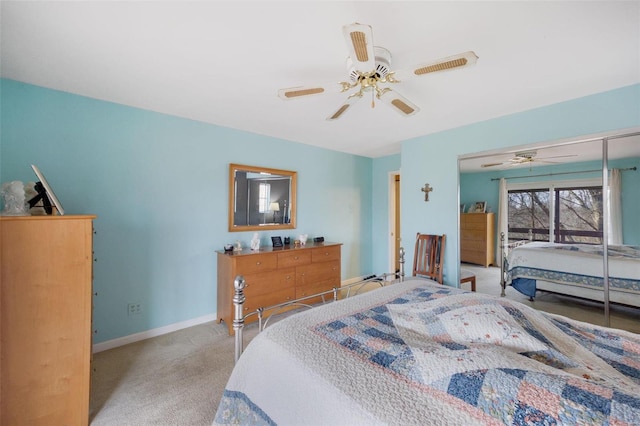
[499,231,532,297]
[232,248,406,362]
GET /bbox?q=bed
[503,241,640,307]
[214,274,640,424]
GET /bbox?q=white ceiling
[1,1,639,159]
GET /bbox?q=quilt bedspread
[506,242,640,294]
[214,278,640,425]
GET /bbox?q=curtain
[609,168,623,245]
[497,178,509,266]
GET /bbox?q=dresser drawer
[277,250,311,268]
[311,246,341,263]
[461,239,487,251]
[242,288,296,315]
[296,281,336,302]
[243,269,295,297]
[461,228,487,239]
[296,260,340,287]
[235,254,278,274]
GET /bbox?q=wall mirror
[228,163,297,232]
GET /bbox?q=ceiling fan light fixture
[347,46,391,83]
[514,150,536,159]
[278,24,477,120]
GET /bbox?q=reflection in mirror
[458,131,640,331]
[228,164,297,232]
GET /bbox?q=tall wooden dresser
[1,215,95,425]
[460,212,495,267]
[217,242,341,335]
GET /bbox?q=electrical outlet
[127,302,142,316]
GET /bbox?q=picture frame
[30,164,65,215]
[271,236,283,248]
[472,201,487,213]
[460,204,466,213]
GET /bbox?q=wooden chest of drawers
[461,213,495,267]
[217,242,341,334]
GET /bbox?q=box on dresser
[216,242,341,335]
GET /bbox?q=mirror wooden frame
[228,163,297,232]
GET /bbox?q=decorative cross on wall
[421,183,433,201]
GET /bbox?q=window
[554,186,603,243]
[508,189,550,241]
[258,183,271,213]
[507,179,603,244]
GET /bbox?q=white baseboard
[92,313,217,353]
[92,276,383,353]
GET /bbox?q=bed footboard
[499,232,532,296]
[232,248,406,362]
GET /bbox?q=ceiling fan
[277,23,478,120]
[481,150,578,168]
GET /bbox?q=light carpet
[90,321,258,425]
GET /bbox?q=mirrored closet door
[459,130,640,331]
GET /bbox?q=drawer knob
[256,261,261,265]
[324,252,329,256]
[294,256,298,260]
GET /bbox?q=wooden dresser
[460,213,495,267]
[1,215,95,425]
[217,242,341,334]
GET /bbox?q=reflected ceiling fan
[277,23,478,120]
[481,150,578,168]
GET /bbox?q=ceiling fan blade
[326,94,363,121]
[343,23,376,72]
[278,83,343,100]
[413,51,478,76]
[536,154,578,160]
[481,162,506,168]
[378,89,420,117]
[394,51,478,81]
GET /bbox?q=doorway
[389,172,401,273]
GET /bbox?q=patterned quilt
[215,278,640,425]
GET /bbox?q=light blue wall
[400,84,640,286]
[461,157,640,246]
[3,79,638,344]
[0,79,374,343]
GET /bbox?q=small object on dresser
[271,236,283,248]
[284,237,291,245]
[313,236,324,243]
[234,241,242,252]
[224,244,234,252]
[250,233,260,251]
[293,240,301,248]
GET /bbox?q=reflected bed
[505,242,640,307]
